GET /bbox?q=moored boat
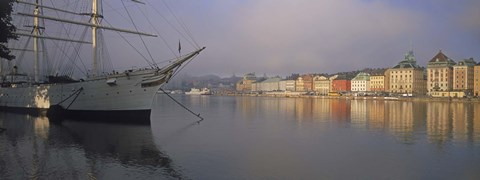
[0,0,205,124]
[185,88,212,95]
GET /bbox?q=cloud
[185,0,427,76]
[100,0,480,77]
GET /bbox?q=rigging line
[99,30,114,72]
[160,0,200,48]
[69,27,89,76]
[145,0,197,48]
[15,37,32,66]
[47,0,86,74]
[159,0,198,49]
[103,1,130,23]
[64,28,87,76]
[51,25,81,76]
[121,0,156,68]
[40,38,50,76]
[170,53,199,80]
[136,6,177,58]
[159,88,204,123]
[103,19,154,67]
[43,31,87,77]
[152,56,181,67]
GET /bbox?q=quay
[221,92,480,103]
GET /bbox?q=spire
[409,39,413,52]
[404,49,415,62]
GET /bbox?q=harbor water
[1,95,480,179]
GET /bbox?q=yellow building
[370,74,385,92]
[473,63,480,97]
[296,74,314,92]
[384,69,391,92]
[313,75,329,95]
[387,50,427,95]
[236,73,257,92]
[453,58,476,95]
[427,51,456,95]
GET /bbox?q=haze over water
[1,95,480,179]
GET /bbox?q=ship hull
[0,69,166,124]
[64,109,151,124]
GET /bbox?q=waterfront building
[331,78,351,93]
[236,73,257,92]
[296,76,305,92]
[453,58,476,95]
[279,80,287,91]
[296,74,314,92]
[329,75,338,91]
[387,50,427,95]
[351,72,370,92]
[370,73,385,92]
[475,63,480,96]
[384,70,391,92]
[282,79,296,91]
[427,50,456,94]
[252,77,282,92]
[313,75,330,95]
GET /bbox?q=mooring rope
[159,88,204,123]
[57,87,84,109]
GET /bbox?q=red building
[331,79,351,93]
[302,74,314,92]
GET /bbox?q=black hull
[0,106,47,116]
[0,106,151,125]
[65,109,151,124]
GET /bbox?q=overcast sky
[108,0,480,77]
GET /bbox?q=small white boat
[185,88,212,95]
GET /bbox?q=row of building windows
[391,71,413,73]
[352,84,366,87]
[391,85,412,89]
[391,75,413,78]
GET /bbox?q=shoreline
[219,93,480,103]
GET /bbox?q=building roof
[259,77,281,83]
[243,73,257,80]
[454,58,476,67]
[392,50,421,69]
[427,50,456,67]
[352,72,370,81]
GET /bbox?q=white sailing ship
[0,0,205,123]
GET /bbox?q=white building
[252,77,282,92]
[351,72,370,92]
[283,79,296,91]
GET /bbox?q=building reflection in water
[350,100,368,128]
[426,102,452,145]
[235,97,479,145]
[367,100,386,130]
[474,103,480,144]
[0,113,181,179]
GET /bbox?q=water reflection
[0,113,181,179]
[234,97,480,146]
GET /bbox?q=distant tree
[286,73,299,80]
[0,0,18,60]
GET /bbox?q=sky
[13,0,480,78]
[151,0,479,77]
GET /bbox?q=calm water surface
[1,95,480,179]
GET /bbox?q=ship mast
[91,0,99,77]
[16,0,158,79]
[33,0,40,82]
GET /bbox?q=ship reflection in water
[0,113,181,179]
